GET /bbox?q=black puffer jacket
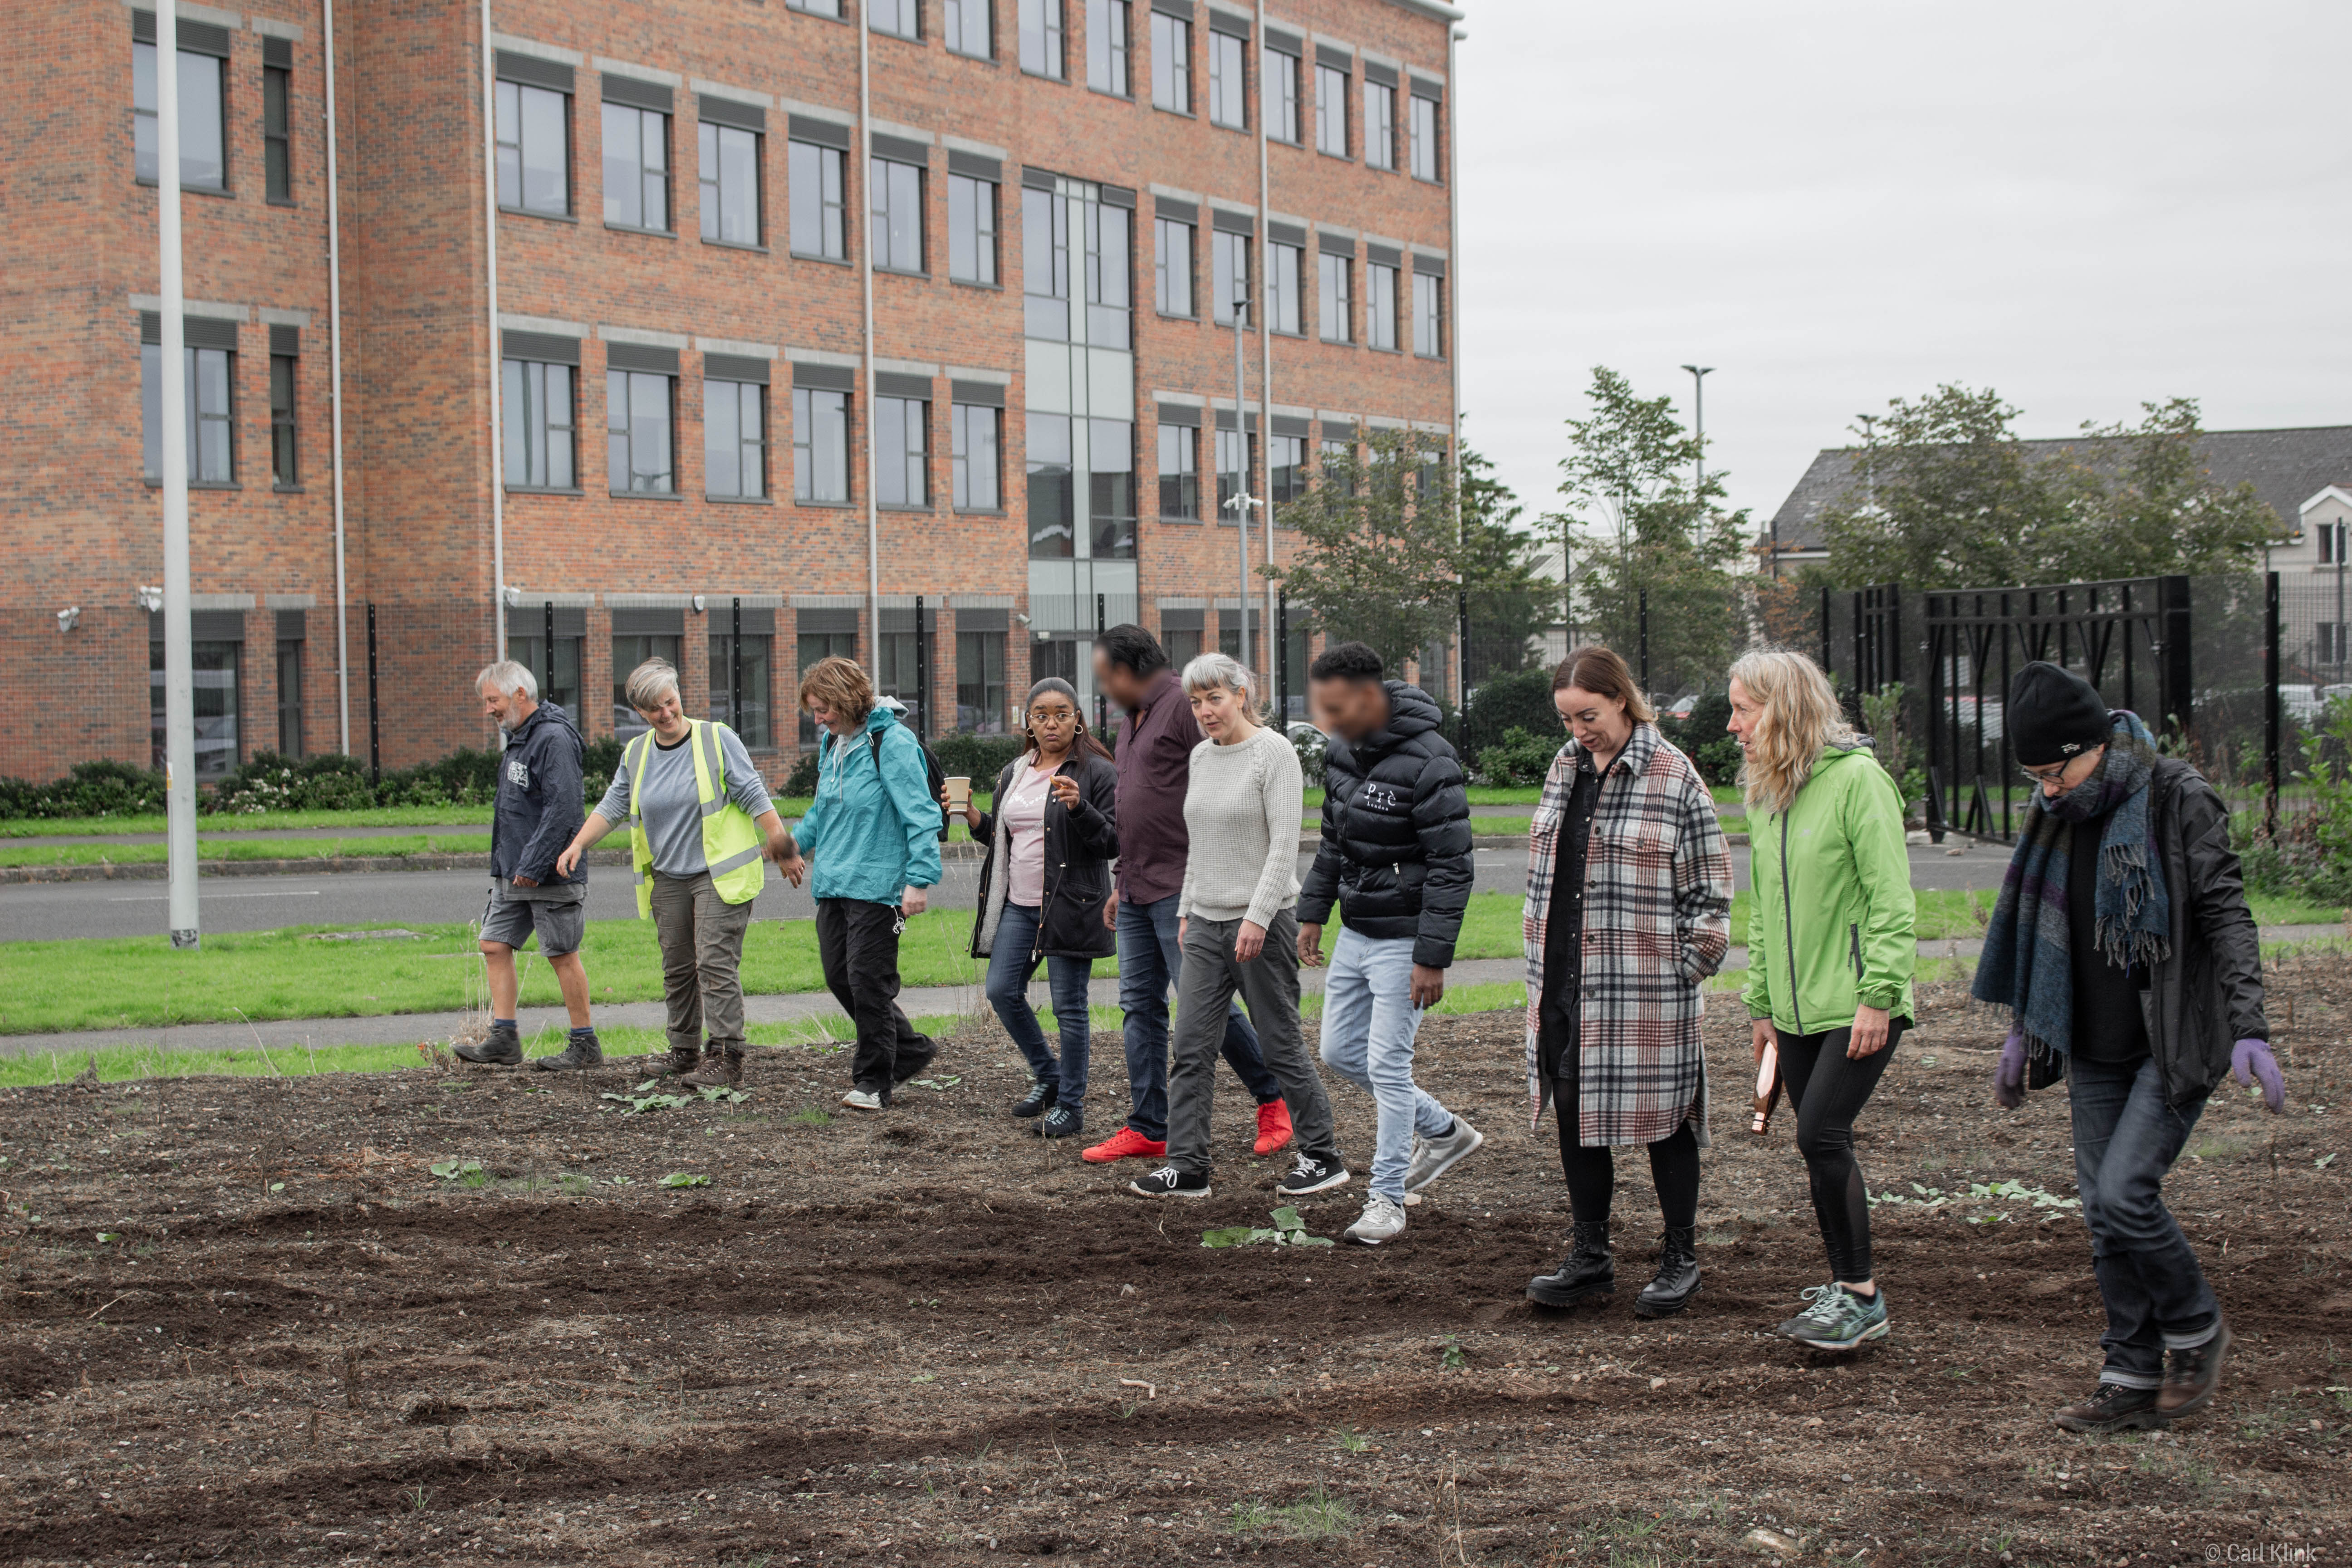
[2135,758,2269,1104]
[969,750,1120,961]
[1296,682,1473,968]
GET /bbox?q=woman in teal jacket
[779,657,946,1111]
[1730,649,1915,1352]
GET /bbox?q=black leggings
[1776,1019,1905,1284]
[1543,1011,1700,1230]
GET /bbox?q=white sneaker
[1403,1116,1484,1192]
[840,1087,886,1112]
[1345,1193,1408,1246]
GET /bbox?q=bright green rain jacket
[1740,744,1916,1034]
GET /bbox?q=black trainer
[454,1025,522,1066]
[1128,1165,1211,1199]
[892,1035,938,1083]
[1010,1080,1057,1118]
[1276,1153,1351,1197]
[529,1031,604,1071]
[2055,1382,2170,1434]
[1037,1105,1084,1140]
[1633,1225,1701,1318]
[1528,1221,1615,1308]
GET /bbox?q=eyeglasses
[1027,707,1078,724]
[2019,760,2075,785]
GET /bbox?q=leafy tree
[1270,429,1466,678]
[2041,399,2281,581]
[1456,441,1553,682]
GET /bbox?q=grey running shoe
[1345,1194,1408,1246]
[1402,1117,1485,1192]
[840,1087,887,1112]
[1778,1284,1889,1350]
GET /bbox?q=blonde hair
[623,659,680,712]
[797,654,874,723]
[1729,648,1859,816]
[1180,651,1271,725]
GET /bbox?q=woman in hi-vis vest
[556,660,794,1090]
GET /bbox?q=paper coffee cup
[945,776,972,807]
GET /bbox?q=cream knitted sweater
[1177,724,1304,926]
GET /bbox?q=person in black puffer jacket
[1295,642,1480,1246]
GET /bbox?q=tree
[1270,429,1466,677]
[1456,441,1552,683]
[2042,399,2281,582]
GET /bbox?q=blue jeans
[2068,1053,2220,1387]
[1117,891,1282,1142]
[1317,927,1453,1199]
[985,902,1094,1115]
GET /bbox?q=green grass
[0,805,500,838]
[0,833,496,868]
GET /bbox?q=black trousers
[1540,1004,1700,1231]
[1775,1019,1905,1284]
[815,897,932,1093]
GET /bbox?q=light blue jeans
[1316,927,1454,1199]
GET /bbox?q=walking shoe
[1082,1127,1168,1164]
[454,1025,522,1066]
[1276,1153,1351,1197]
[680,1047,745,1091]
[1633,1225,1702,1319]
[1345,1193,1408,1246]
[1253,1099,1295,1156]
[652,1043,703,1078]
[892,1035,938,1083]
[1037,1105,1084,1140]
[2155,1320,2231,1418]
[1128,1165,1211,1199]
[1402,1116,1485,1192]
[529,1031,604,1071]
[2055,1382,2171,1434]
[1527,1221,1614,1308]
[1010,1080,1058,1119]
[1779,1284,1889,1350]
[840,1086,887,1112]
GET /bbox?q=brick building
[6,0,1461,786]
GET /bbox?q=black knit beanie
[2008,661,2111,766]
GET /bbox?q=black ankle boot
[1527,1220,1614,1308]
[1634,1225,1702,1318]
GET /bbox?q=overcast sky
[1454,0,2351,539]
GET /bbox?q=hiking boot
[1128,1165,1211,1199]
[1253,1099,1295,1156]
[1527,1221,1614,1308]
[1345,1193,1408,1246]
[1403,1116,1485,1192]
[2055,1382,2170,1434]
[653,1043,703,1078]
[840,1086,887,1112]
[1277,1153,1351,1197]
[1633,1225,1702,1319]
[1037,1105,1084,1140]
[680,1047,744,1091]
[529,1031,605,1072]
[1779,1284,1889,1350]
[2156,1321,2231,1418]
[1082,1127,1168,1165]
[1011,1080,1058,1119]
[454,1025,522,1066]
[892,1035,938,1083]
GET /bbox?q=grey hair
[624,659,681,712]
[476,659,537,700]
[1180,651,1270,722]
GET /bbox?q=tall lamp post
[1680,364,1713,504]
[156,0,200,949]
[1227,292,1259,681]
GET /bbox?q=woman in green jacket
[1730,649,1915,1351]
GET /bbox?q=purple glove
[1994,1031,2027,1110]
[2231,1038,2284,1113]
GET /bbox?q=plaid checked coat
[1523,723,1734,1146]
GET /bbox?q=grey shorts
[479,888,586,958]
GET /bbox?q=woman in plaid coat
[1522,647,1733,1318]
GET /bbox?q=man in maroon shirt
[1081,625,1293,1164]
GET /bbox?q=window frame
[1214,427,1255,527]
[1153,215,1194,318]
[875,394,932,510]
[1087,0,1130,95]
[1265,240,1302,336]
[142,341,239,487]
[606,368,677,495]
[788,138,848,260]
[702,376,769,501]
[501,357,578,491]
[945,0,994,59]
[1026,411,1076,559]
[1205,27,1247,130]
[1412,269,1443,358]
[133,38,229,193]
[1366,260,1399,352]
[956,627,1009,735]
[269,351,298,487]
[786,0,845,15]
[601,99,672,234]
[951,402,1002,511]
[1313,62,1348,157]
[1149,12,1190,113]
[792,384,853,505]
[869,154,927,275]
[1268,433,1306,508]
[1265,46,1300,143]
[262,62,293,204]
[707,631,775,749]
[1210,229,1250,326]
[869,0,923,41]
[1019,0,1066,79]
[698,119,764,248]
[1156,421,1199,522]
[1317,250,1352,343]
[1409,89,1441,181]
[495,77,573,217]
[1363,79,1396,171]
[947,172,1000,284]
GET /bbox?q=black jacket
[2136,758,2269,1103]
[969,750,1120,961]
[1296,681,1473,968]
[489,701,586,890]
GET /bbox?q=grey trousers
[1167,909,1341,1176]
[648,869,755,1053]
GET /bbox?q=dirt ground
[3,954,2347,1568]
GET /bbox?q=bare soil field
[3,956,2347,1568]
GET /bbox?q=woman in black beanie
[1972,661,2279,1432]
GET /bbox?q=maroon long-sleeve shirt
[1112,670,1207,905]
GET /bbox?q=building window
[1210,230,1249,325]
[1269,434,1305,506]
[495,79,570,215]
[607,370,674,493]
[1314,63,1347,156]
[502,358,575,489]
[871,156,925,273]
[957,629,1008,734]
[1023,185,1069,339]
[1154,216,1194,317]
[870,0,921,39]
[796,621,859,744]
[1413,270,1443,357]
[705,377,766,500]
[1027,412,1074,558]
[1150,12,1189,112]
[1088,0,1129,93]
[1364,80,1395,170]
[793,386,851,503]
[948,172,998,283]
[1157,423,1197,521]
[510,623,584,729]
[788,139,847,258]
[699,121,761,245]
[142,343,236,484]
[1085,198,1131,349]
[263,61,292,202]
[1215,428,1254,524]
[946,0,992,58]
[612,632,681,740]
[269,351,297,486]
[952,402,1001,510]
[603,101,669,231]
[1265,240,1302,335]
[1019,0,1064,78]
[877,396,930,508]
[276,637,304,756]
[1409,90,1440,180]
[134,36,226,190]
[152,637,240,778]
[1267,47,1299,142]
[1164,618,1202,668]
[709,632,773,748]
[1367,260,1398,350]
[877,615,932,736]
[788,0,844,13]
[1207,28,1246,128]
[1318,251,1352,343]
[1091,418,1136,559]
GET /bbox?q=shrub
[1656,689,1743,788]
[931,731,1026,787]
[1478,727,1560,788]
[0,759,169,820]
[1459,668,1558,767]
[783,749,821,796]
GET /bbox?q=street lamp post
[157,0,200,949]
[1228,292,1258,681]
[1680,364,1714,502]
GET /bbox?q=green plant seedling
[1203,1205,1336,1248]
[1441,1336,1468,1370]
[428,1159,487,1188]
[658,1172,712,1189]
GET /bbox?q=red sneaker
[1254,1099,1295,1156]
[1082,1127,1168,1164]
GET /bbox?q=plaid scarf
[1972,709,2169,1060]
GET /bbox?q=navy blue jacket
[1296,681,1473,968]
[490,701,586,889]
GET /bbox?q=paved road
[1,840,2016,942]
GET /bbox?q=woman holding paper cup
[952,677,1120,1140]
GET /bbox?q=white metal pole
[323,0,351,754]
[481,0,506,662]
[157,0,199,947]
[858,7,880,669]
[1254,0,1276,701]
[1447,23,1465,713]
[1232,297,1250,681]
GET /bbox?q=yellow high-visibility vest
[626,719,765,915]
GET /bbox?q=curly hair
[797,655,874,725]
